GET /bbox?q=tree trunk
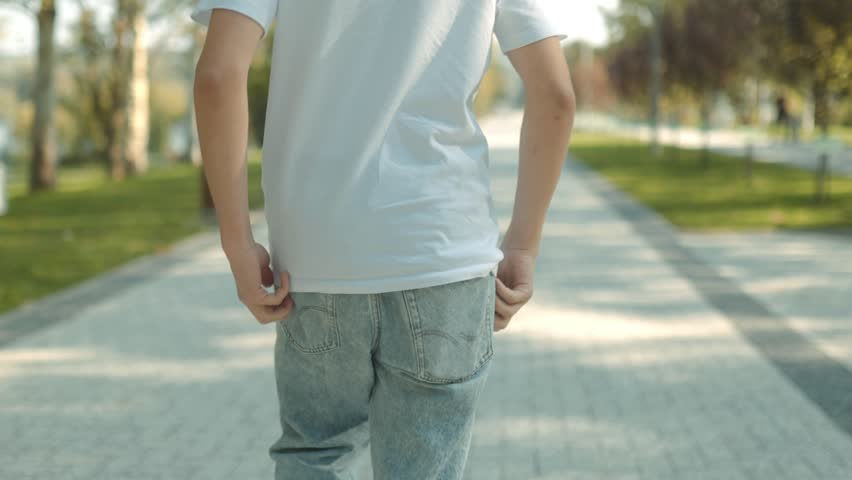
[30,0,57,193]
[107,0,136,181]
[648,2,663,157]
[752,77,761,126]
[700,90,712,169]
[812,79,830,137]
[184,25,203,166]
[126,8,149,175]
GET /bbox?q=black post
[648,1,663,157]
[745,143,754,187]
[814,153,829,203]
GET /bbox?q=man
[190,0,574,478]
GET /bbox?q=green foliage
[662,0,760,96]
[60,6,114,166]
[571,133,852,231]
[563,41,617,110]
[149,79,189,156]
[602,4,652,104]
[0,151,266,314]
[754,0,851,131]
[603,0,851,130]
[247,25,275,146]
[12,95,32,141]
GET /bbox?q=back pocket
[282,292,340,354]
[404,272,495,384]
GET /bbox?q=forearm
[193,70,254,257]
[503,95,575,256]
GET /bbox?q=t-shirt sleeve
[190,0,278,39]
[493,0,568,54]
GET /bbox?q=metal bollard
[0,148,7,216]
[814,153,829,203]
[744,143,754,187]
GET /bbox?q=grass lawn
[569,133,852,232]
[0,152,264,315]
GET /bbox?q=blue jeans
[268,271,496,479]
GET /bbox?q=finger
[495,294,514,320]
[504,298,527,319]
[494,313,510,332]
[254,283,290,307]
[278,271,291,293]
[255,296,294,324]
[250,305,273,325]
[260,264,274,287]
[255,243,274,286]
[263,296,295,323]
[495,276,523,305]
[255,271,291,306]
[495,276,531,305]
[496,292,525,322]
[255,242,271,265]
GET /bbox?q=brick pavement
[1,112,851,479]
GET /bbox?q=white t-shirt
[191,0,567,294]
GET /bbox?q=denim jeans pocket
[403,272,495,384]
[281,292,341,354]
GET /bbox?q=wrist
[222,234,255,259]
[501,227,540,256]
[501,245,539,258]
[500,236,539,257]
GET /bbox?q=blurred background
[1,0,849,314]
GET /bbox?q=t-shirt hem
[284,263,500,294]
[189,1,275,39]
[499,31,568,54]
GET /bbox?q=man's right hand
[226,241,294,325]
[494,248,536,332]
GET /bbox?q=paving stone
[2,112,851,479]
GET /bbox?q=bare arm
[502,36,576,257]
[194,9,292,324]
[492,35,574,331]
[193,8,262,257]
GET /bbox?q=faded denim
[268,271,496,479]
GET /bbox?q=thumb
[260,264,274,287]
[278,271,290,292]
[495,275,531,305]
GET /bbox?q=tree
[563,41,616,111]
[125,0,149,175]
[754,0,851,134]
[125,0,199,171]
[3,0,58,192]
[604,0,763,149]
[661,0,760,119]
[71,0,150,180]
[102,0,141,181]
[65,6,108,165]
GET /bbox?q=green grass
[0,152,265,314]
[570,133,852,232]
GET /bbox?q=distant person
[190,1,574,478]
[775,94,789,126]
[775,94,799,143]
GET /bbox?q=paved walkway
[2,111,852,479]
[680,230,852,373]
